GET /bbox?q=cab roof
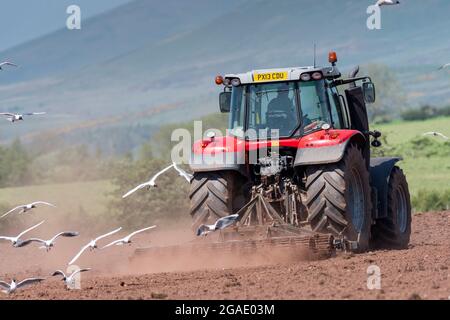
[224,66,341,84]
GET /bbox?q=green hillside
[0,0,449,155]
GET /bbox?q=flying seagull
[196,214,240,236]
[0,112,46,123]
[423,131,449,140]
[438,63,450,70]
[376,0,400,6]
[0,278,45,294]
[173,162,193,183]
[68,227,122,265]
[102,226,156,249]
[52,268,91,288]
[122,164,174,198]
[17,231,80,251]
[0,220,45,247]
[1,201,56,219]
[0,61,18,70]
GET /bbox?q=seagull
[423,132,449,140]
[122,164,174,198]
[0,112,46,123]
[376,0,400,6]
[173,162,193,183]
[101,226,156,249]
[68,227,122,265]
[0,220,45,247]
[17,231,80,251]
[1,201,56,219]
[438,63,450,70]
[51,268,91,288]
[196,214,240,236]
[0,61,18,70]
[0,278,45,294]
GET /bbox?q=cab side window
[327,85,349,129]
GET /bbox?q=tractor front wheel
[189,171,234,231]
[305,144,372,252]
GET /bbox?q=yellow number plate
[253,71,288,83]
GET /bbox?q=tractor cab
[217,52,376,143]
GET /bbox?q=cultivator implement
[131,188,356,268]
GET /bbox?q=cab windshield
[229,80,331,139]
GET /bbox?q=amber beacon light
[215,75,224,85]
[328,51,338,65]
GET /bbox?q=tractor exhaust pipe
[348,65,360,88]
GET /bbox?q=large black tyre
[305,144,372,252]
[371,167,411,249]
[189,171,234,230]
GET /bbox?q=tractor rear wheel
[371,167,411,249]
[189,171,234,231]
[305,144,372,252]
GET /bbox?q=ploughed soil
[0,211,449,300]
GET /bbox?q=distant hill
[0,0,449,154]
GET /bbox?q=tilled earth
[1,211,449,300]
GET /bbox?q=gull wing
[0,112,15,117]
[17,220,45,238]
[215,214,240,230]
[122,182,149,198]
[1,205,24,219]
[50,231,79,243]
[149,164,175,185]
[173,163,193,182]
[68,243,91,265]
[70,268,91,279]
[0,236,14,243]
[16,238,45,248]
[125,225,157,241]
[0,62,18,68]
[16,278,45,289]
[0,281,10,290]
[196,224,214,236]
[23,112,46,116]
[30,201,56,208]
[101,239,123,249]
[94,227,122,242]
[51,270,66,278]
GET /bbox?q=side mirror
[219,91,231,113]
[362,82,376,104]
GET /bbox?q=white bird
[102,226,156,249]
[0,278,45,294]
[51,268,91,288]
[173,162,193,183]
[17,231,79,251]
[122,164,174,198]
[68,227,122,265]
[1,201,56,219]
[0,61,18,70]
[0,112,46,123]
[376,0,400,6]
[438,63,450,70]
[196,214,240,236]
[0,220,45,247]
[423,131,449,140]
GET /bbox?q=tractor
[188,51,412,254]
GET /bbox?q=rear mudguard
[294,130,366,166]
[369,157,402,220]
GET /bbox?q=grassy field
[373,117,450,145]
[0,180,114,217]
[372,116,450,196]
